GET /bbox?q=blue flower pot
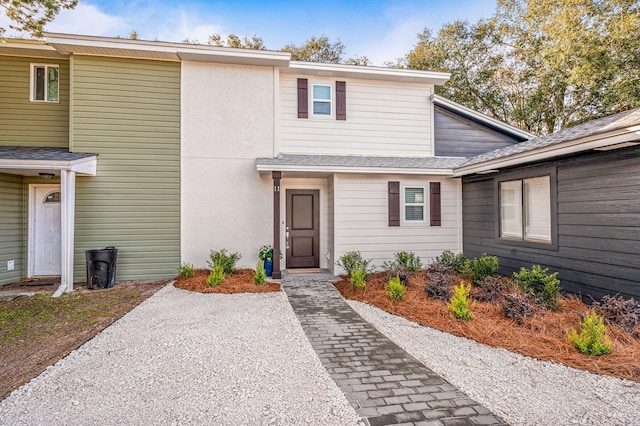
[264,260,273,277]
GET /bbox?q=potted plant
[258,244,274,277]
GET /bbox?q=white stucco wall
[181,61,275,269]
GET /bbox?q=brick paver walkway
[282,273,507,426]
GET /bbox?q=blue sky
[2,0,497,65]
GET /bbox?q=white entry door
[33,185,62,276]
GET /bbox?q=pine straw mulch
[174,269,280,293]
[334,270,640,382]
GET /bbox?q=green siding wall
[72,56,181,281]
[0,173,24,285]
[0,56,69,147]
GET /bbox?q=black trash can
[86,247,118,289]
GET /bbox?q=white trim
[310,83,333,118]
[402,185,427,224]
[433,94,534,140]
[285,61,450,85]
[28,183,60,278]
[54,170,76,296]
[29,63,60,103]
[0,156,97,176]
[257,163,455,176]
[452,129,640,176]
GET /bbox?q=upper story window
[403,186,426,222]
[499,176,551,242]
[312,84,332,116]
[30,64,59,102]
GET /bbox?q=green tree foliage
[406,0,640,134]
[282,34,346,63]
[1,0,78,38]
[207,33,266,50]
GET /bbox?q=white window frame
[499,176,551,243]
[30,63,60,103]
[402,186,426,224]
[310,83,333,118]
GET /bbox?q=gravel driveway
[2,284,639,425]
[0,285,362,426]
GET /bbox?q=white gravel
[348,300,640,426]
[0,285,362,426]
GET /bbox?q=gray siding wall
[72,56,181,281]
[434,106,519,157]
[462,146,640,299]
[0,173,24,285]
[0,55,69,148]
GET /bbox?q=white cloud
[46,3,129,37]
[356,16,425,66]
[154,9,223,44]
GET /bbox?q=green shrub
[386,276,406,301]
[513,265,560,310]
[208,249,242,274]
[383,251,422,273]
[177,262,195,278]
[567,310,612,356]
[337,251,372,277]
[350,267,367,290]
[253,262,267,285]
[437,250,469,275]
[448,281,476,320]
[469,254,499,286]
[207,265,225,287]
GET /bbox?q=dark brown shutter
[297,78,308,118]
[336,81,346,120]
[388,181,400,227]
[430,182,441,226]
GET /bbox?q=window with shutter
[403,187,426,222]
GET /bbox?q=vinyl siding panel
[279,74,433,157]
[334,174,461,272]
[0,174,25,285]
[434,106,519,157]
[72,56,180,281]
[462,145,640,299]
[0,56,69,147]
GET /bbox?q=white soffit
[284,61,450,85]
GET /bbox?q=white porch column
[53,170,76,297]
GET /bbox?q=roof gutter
[256,163,456,176]
[452,126,640,177]
[0,156,97,175]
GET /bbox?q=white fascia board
[44,32,290,66]
[0,156,97,176]
[452,129,640,177]
[284,61,450,85]
[256,163,455,176]
[433,94,535,140]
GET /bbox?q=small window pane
[47,67,59,101]
[405,187,424,204]
[405,206,424,221]
[500,180,522,238]
[313,85,331,100]
[313,101,331,115]
[34,66,45,101]
[524,176,551,241]
[44,192,61,203]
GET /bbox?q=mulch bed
[174,269,281,293]
[334,270,640,382]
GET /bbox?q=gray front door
[286,190,320,268]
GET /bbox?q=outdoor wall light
[38,172,55,180]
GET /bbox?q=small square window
[312,84,332,116]
[403,187,425,222]
[30,64,59,102]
